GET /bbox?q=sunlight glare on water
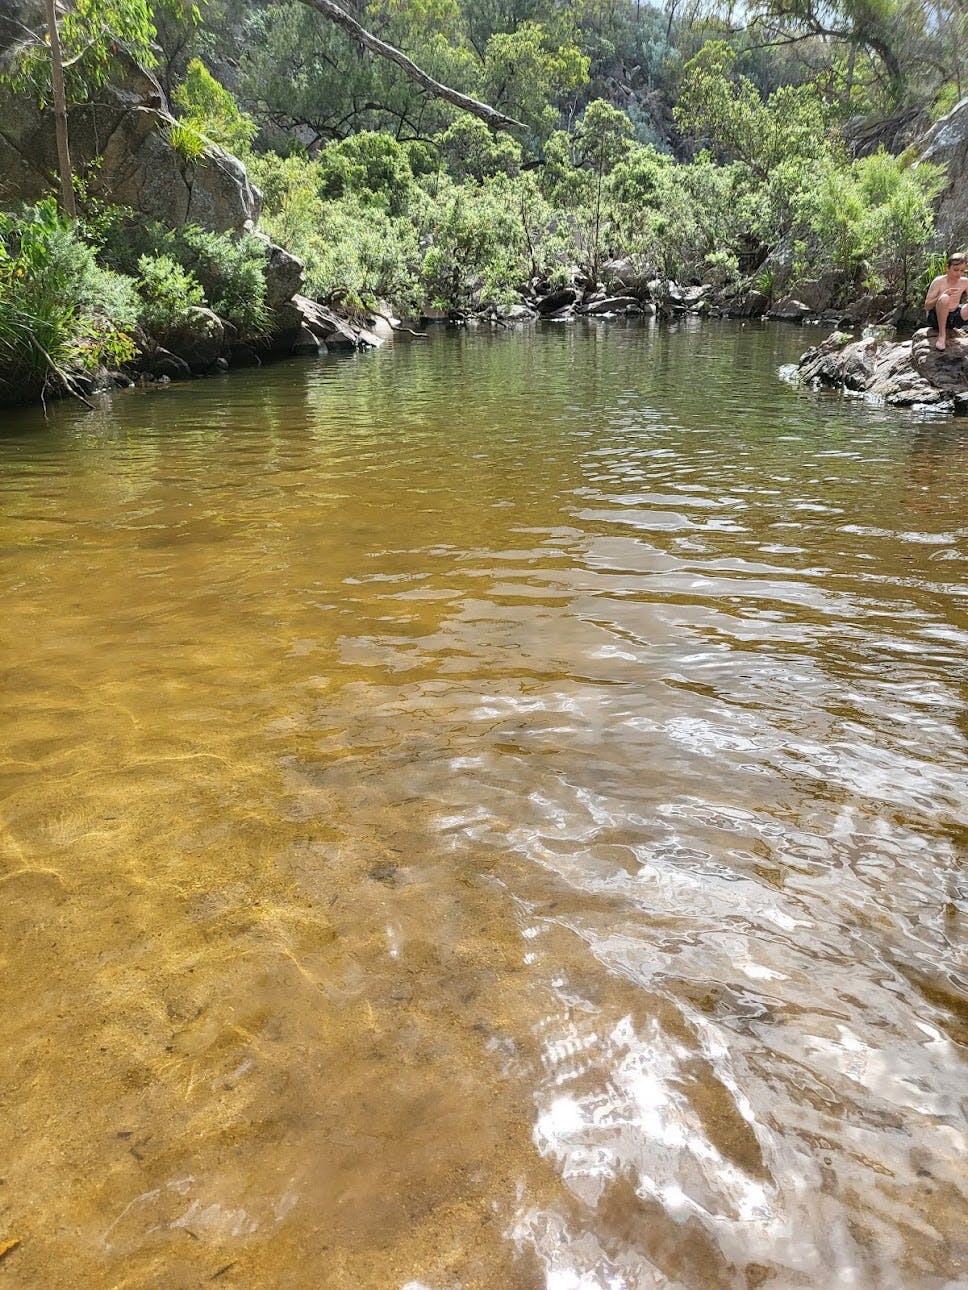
[1,320,966,1289]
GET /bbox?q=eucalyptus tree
[667,0,967,110]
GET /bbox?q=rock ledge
[796,329,968,410]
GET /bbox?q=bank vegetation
[0,0,965,404]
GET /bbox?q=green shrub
[316,132,419,217]
[167,121,208,163]
[301,198,423,314]
[799,149,945,303]
[0,200,138,403]
[249,151,424,311]
[136,253,205,337]
[435,117,523,182]
[176,227,271,339]
[171,59,258,158]
[419,179,525,309]
[97,214,271,340]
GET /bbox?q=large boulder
[161,307,231,373]
[0,0,44,69]
[581,295,640,315]
[725,290,769,318]
[919,97,968,252]
[768,297,812,322]
[910,327,968,391]
[791,272,849,312]
[252,234,305,309]
[600,257,655,295]
[138,348,192,381]
[269,295,381,356]
[651,280,711,316]
[536,287,578,315]
[0,64,260,233]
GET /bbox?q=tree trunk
[292,0,523,132]
[45,0,76,217]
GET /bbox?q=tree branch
[291,0,523,132]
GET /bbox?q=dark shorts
[926,304,968,331]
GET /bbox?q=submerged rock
[139,348,192,381]
[796,328,968,408]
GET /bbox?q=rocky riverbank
[794,328,968,411]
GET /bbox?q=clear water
[1,319,966,1288]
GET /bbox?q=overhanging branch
[292,0,524,132]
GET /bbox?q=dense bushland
[0,0,963,401]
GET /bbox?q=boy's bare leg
[934,290,968,350]
[934,290,953,349]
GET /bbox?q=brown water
[1,319,966,1290]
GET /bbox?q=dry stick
[292,0,523,133]
[369,308,428,338]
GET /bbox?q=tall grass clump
[0,200,137,405]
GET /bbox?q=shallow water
[1,319,966,1289]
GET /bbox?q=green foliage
[0,200,138,403]
[931,83,960,121]
[239,0,478,145]
[674,42,830,180]
[754,265,775,298]
[305,198,423,312]
[246,151,327,256]
[136,253,205,335]
[248,150,423,310]
[168,120,209,162]
[854,150,945,301]
[171,58,258,157]
[481,22,589,138]
[571,99,634,279]
[316,133,418,215]
[703,248,740,287]
[2,0,158,103]
[801,148,945,302]
[436,117,523,182]
[419,178,525,307]
[176,226,271,338]
[743,0,908,108]
[95,213,271,338]
[574,98,634,171]
[651,156,752,279]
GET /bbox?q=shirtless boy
[925,252,968,351]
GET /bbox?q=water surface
[1,320,966,1288]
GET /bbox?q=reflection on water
[1,320,966,1289]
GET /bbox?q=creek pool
[1,319,966,1289]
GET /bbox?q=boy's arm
[925,275,943,310]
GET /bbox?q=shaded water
[1,320,966,1289]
